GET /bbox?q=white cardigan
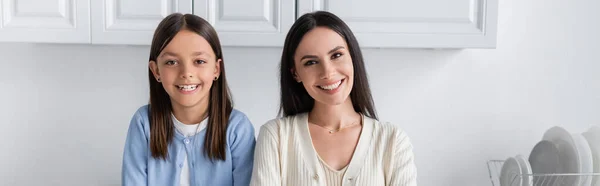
[250,113,417,186]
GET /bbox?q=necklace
[311,115,363,134]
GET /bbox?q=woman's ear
[149,61,161,82]
[291,68,301,83]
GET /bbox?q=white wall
[1,0,599,185]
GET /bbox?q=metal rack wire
[487,160,600,186]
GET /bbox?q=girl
[251,11,417,186]
[122,13,255,186]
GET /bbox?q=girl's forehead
[159,30,215,58]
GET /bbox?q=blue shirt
[122,105,256,186]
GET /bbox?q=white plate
[501,157,523,186]
[542,126,579,185]
[515,155,533,186]
[572,133,593,186]
[582,126,600,186]
[529,140,561,185]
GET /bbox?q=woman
[251,11,417,186]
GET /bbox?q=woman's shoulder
[267,112,306,126]
[371,118,413,146]
[259,112,308,134]
[376,120,408,135]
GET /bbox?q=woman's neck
[309,98,361,129]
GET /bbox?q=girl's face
[149,29,221,110]
[292,27,354,106]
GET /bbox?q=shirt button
[347,177,353,181]
[179,163,183,168]
[184,139,190,144]
[313,174,319,180]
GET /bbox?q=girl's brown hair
[147,13,233,161]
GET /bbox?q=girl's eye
[195,60,206,64]
[165,60,176,65]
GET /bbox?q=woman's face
[293,27,354,106]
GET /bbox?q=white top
[318,156,348,186]
[172,114,207,186]
[250,113,417,186]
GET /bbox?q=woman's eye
[304,60,317,66]
[332,53,342,59]
[195,60,206,64]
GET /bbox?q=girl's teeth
[178,85,198,91]
[319,80,341,90]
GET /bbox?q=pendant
[329,130,334,134]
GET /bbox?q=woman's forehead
[295,27,347,56]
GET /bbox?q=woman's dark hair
[148,13,233,160]
[278,11,377,120]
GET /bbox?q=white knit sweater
[250,113,417,186]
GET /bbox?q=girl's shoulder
[228,108,249,123]
[130,104,150,125]
[133,104,151,117]
[125,104,152,138]
[226,109,255,135]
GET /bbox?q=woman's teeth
[177,85,198,91]
[318,80,342,90]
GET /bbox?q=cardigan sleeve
[388,128,418,186]
[227,111,256,186]
[122,109,148,186]
[250,120,281,186]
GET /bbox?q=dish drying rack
[487,160,600,186]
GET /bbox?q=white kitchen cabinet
[0,0,498,48]
[297,0,498,48]
[0,0,91,43]
[193,0,295,47]
[91,0,192,45]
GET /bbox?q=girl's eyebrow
[160,52,178,58]
[160,51,211,58]
[191,51,210,57]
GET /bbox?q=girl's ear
[291,68,301,83]
[214,59,222,80]
[149,61,161,82]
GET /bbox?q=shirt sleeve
[388,129,417,186]
[122,111,148,186]
[229,114,257,186]
[250,121,281,186]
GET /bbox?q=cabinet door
[91,0,192,45]
[0,0,91,43]
[194,0,295,47]
[298,0,498,48]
